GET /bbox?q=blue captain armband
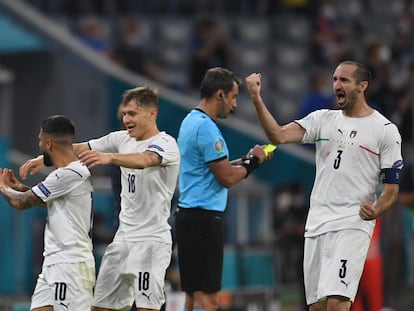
[380,168,400,184]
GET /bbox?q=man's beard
[42,151,53,167]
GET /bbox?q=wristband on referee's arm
[241,154,261,178]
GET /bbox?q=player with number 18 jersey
[89,130,180,310]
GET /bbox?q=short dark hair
[41,115,75,137]
[121,86,158,109]
[339,60,372,84]
[40,115,75,147]
[200,67,242,99]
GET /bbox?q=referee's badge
[214,140,224,153]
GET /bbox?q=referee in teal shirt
[175,67,270,311]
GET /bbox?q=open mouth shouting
[336,90,346,107]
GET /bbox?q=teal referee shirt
[177,108,229,212]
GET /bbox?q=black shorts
[175,207,224,293]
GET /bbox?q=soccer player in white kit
[245,61,403,311]
[83,87,179,311]
[0,115,95,311]
[20,87,180,311]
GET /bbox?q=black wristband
[241,155,260,178]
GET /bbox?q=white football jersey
[296,109,403,237]
[32,160,94,265]
[89,130,180,244]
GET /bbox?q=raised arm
[245,73,306,145]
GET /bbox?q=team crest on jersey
[214,140,224,153]
[148,144,164,152]
[349,130,357,138]
[37,182,51,197]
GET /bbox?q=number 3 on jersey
[333,150,343,169]
[339,259,347,278]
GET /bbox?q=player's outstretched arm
[79,150,161,169]
[19,142,90,179]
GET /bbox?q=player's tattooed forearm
[18,193,42,209]
[1,188,42,210]
[19,185,31,192]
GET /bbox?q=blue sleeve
[197,121,228,163]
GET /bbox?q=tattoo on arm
[17,185,30,192]
[0,186,43,210]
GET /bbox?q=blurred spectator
[390,6,414,146]
[311,0,352,67]
[399,161,414,207]
[278,0,317,15]
[363,37,393,117]
[296,69,335,119]
[110,18,168,84]
[391,91,414,147]
[390,28,414,96]
[77,15,111,55]
[272,183,307,310]
[398,0,414,35]
[188,17,234,90]
[398,160,414,286]
[352,219,384,311]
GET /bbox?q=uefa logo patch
[37,182,51,197]
[214,140,224,153]
[148,144,164,152]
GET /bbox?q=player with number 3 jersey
[245,61,403,311]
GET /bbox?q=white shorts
[31,260,95,311]
[93,240,172,310]
[304,229,370,305]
